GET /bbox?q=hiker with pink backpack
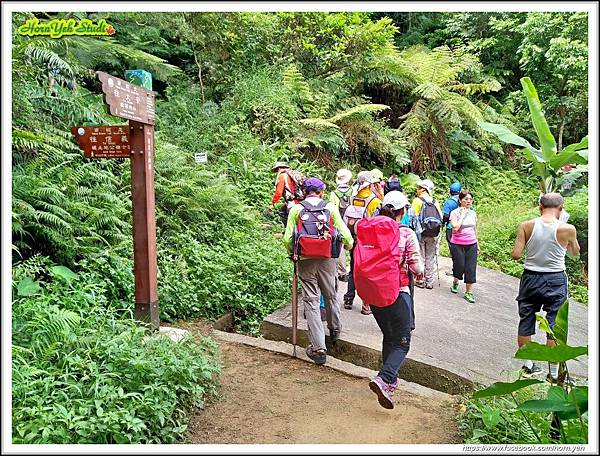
[283,178,354,365]
[353,191,424,409]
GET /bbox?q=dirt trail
[177,319,461,444]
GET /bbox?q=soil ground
[176,319,462,445]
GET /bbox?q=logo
[18,18,116,39]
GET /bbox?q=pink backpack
[353,216,402,307]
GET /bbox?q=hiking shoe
[415,281,425,289]
[338,274,349,282]
[521,363,543,377]
[369,376,395,409]
[329,328,340,344]
[343,298,353,310]
[306,345,327,365]
[450,283,459,294]
[463,292,475,303]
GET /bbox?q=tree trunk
[192,49,205,104]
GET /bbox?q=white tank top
[524,217,566,272]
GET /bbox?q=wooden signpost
[72,70,159,331]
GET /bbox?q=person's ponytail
[379,204,403,220]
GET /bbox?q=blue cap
[303,177,326,192]
[449,182,462,194]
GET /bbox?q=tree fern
[327,103,390,123]
[282,64,314,104]
[396,45,500,173]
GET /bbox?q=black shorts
[516,270,568,338]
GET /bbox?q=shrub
[12,260,221,444]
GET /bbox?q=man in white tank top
[511,193,580,382]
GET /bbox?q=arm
[450,209,466,231]
[328,203,354,250]
[566,225,580,257]
[329,190,340,208]
[442,200,451,225]
[270,174,286,207]
[405,230,424,275]
[283,205,301,253]
[511,222,527,260]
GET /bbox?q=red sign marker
[70,125,131,158]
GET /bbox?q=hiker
[268,162,302,227]
[411,179,443,289]
[329,168,353,282]
[284,178,353,365]
[449,190,479,303]
[353,191,423,409]
[343,171,382,315]
[511,192,580,382]
[370,168,385,200]
[442,182,462,276]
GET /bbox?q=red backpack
[292,200,342,260]
[354,216,410,307]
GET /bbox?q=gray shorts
[516,270,568,338]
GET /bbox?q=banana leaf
[520,77,557,162]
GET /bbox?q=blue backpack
[419,197,442,237]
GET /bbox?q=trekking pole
[291,259,298,357]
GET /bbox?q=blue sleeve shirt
[442,196,459,230]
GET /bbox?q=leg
[464,243,478,293]
[278,204,289,228]
[371,292,413,384]
[317,259,342,336]
[297,259,326,351]
[452,244,466,282]
[370,306,394,365]
[424,236,436,288]
[343,246,356,307]
[336,248,348,280]
[416,239,426,287]
[445,229,454,276]
[542,272,569,379]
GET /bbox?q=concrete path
[262,256,588,393]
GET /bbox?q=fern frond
[328,104,390,123]
[412,82,444,100]
[299,118,340,130]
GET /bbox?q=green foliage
[466,301,588,444]
[12,259,221,444]
[481,78,588,194]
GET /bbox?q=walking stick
[291,259,298,357]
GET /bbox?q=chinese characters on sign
[70,126,131,158]
[97,71,155,125]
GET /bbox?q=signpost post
[71,70,159,331]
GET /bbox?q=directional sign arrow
[97,71,155,125]
[71,125,132,158]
